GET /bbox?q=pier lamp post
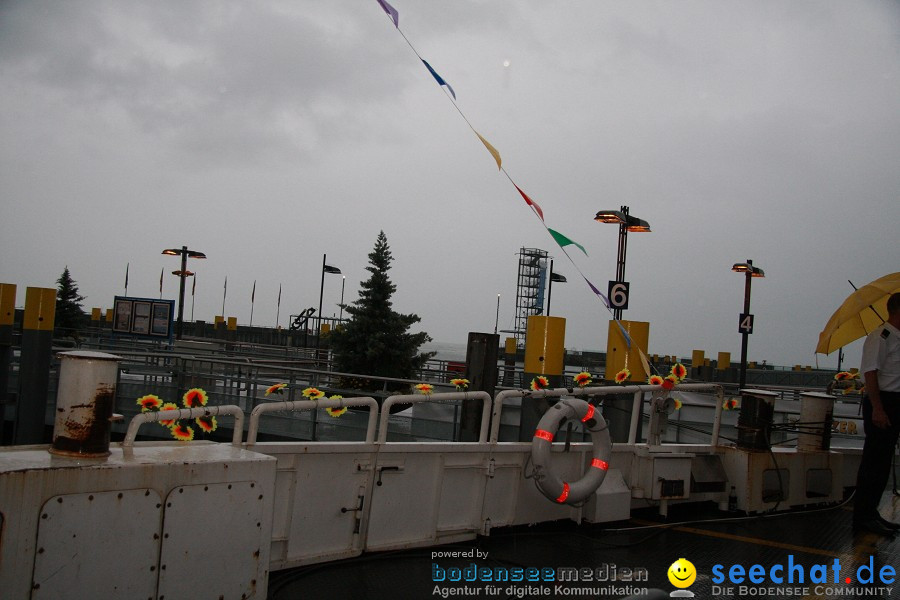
[594,206,651,320]
[316,254,342,354]
[732,260,765,389]
[162,246,206,340]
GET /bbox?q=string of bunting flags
[373,0,657,376]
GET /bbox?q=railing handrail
[122,405,245,447]
[246,397,379,445]
[378,392,492,444]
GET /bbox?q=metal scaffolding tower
[512,247,548,348]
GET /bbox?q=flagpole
[191,273,196,322]
[124,262,129,296]
[250,280,256,327]
[222,276,227,317]
[159,267,164,299]
[276,283,282,329]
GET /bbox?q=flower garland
[325,394,347,418]
[530,375,549,391]
[450,378,470,391]
[574,372,592,387]
[830,371,864,396]
[135,388,218,441]
[302,387,326,400]
[265,382,288,396]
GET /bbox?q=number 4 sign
[739,313,754,334]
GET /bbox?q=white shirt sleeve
[860,328,885,376]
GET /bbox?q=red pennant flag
[514,185,544,221]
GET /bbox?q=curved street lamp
[162,246,206,339]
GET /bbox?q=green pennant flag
[548,228,588,256]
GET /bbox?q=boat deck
[268,490,900,599]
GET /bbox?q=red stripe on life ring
[556,482,570,503]
[580,404,595,423]
[534,429,554,442]
[591,458,609,470]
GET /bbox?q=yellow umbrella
[816,272,900,355]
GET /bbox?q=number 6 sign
[607,281,630,311]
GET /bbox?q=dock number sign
[739,313,755,335]
[608,281,630,311]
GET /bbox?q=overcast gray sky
[1,0,898,369]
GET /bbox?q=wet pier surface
[268,492,900,599]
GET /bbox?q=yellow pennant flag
[476,131,502,170]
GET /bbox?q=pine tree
[330,231,434,387]
[55,266,87,335]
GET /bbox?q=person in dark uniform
[853,292,900,536]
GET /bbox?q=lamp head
[732,262,765,277]
[625,216,651,233]
[594,210,626,224]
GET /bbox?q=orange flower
[195,416,217,433]
[574,372,592,387]
[661,375,677,390]
[614,369,630,384]
[158,402,179,427]
[326,407,348,418]
[530,376,549,391]
[673,398,683,410]
[834,371,857,381]
[137,394,162,412]
[183,388,208,408]
[647,375,664,386]
[171,423,195,441]
[415,383,434,395]
[671,363,687,381]
[266,383,288,396]
[723,398,739,410]
[450,378,470,390]
[302,387,325,400]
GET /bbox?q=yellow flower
[302,387,325,400]
[415,383,434,395]
[171,423,195,441]
[158,402,179,427]
[673,398,683,410]
[647,375,664,386]
[266,383,287,396]
[450,378,470,390]
[196,416,217,433]
[183,388,208,408]
[723,398,739,410]
[670,363,687,381]
[137,394,162,412]
[326,407,348,418]
[614,368,630,384]
[530,376,549,391]
[574,372,592,387]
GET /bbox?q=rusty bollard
[49,351,122,458]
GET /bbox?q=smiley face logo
[667,558,696,588]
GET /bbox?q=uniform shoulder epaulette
[881,329,891,339]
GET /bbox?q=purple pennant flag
[376,0,399,28]
[422,59,457,100]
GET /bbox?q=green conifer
[330,231,434,387]
[55,266,87,335]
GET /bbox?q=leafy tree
[330,231,434,387]
[55,266,87,335]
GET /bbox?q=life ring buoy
[531,397,612,505]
